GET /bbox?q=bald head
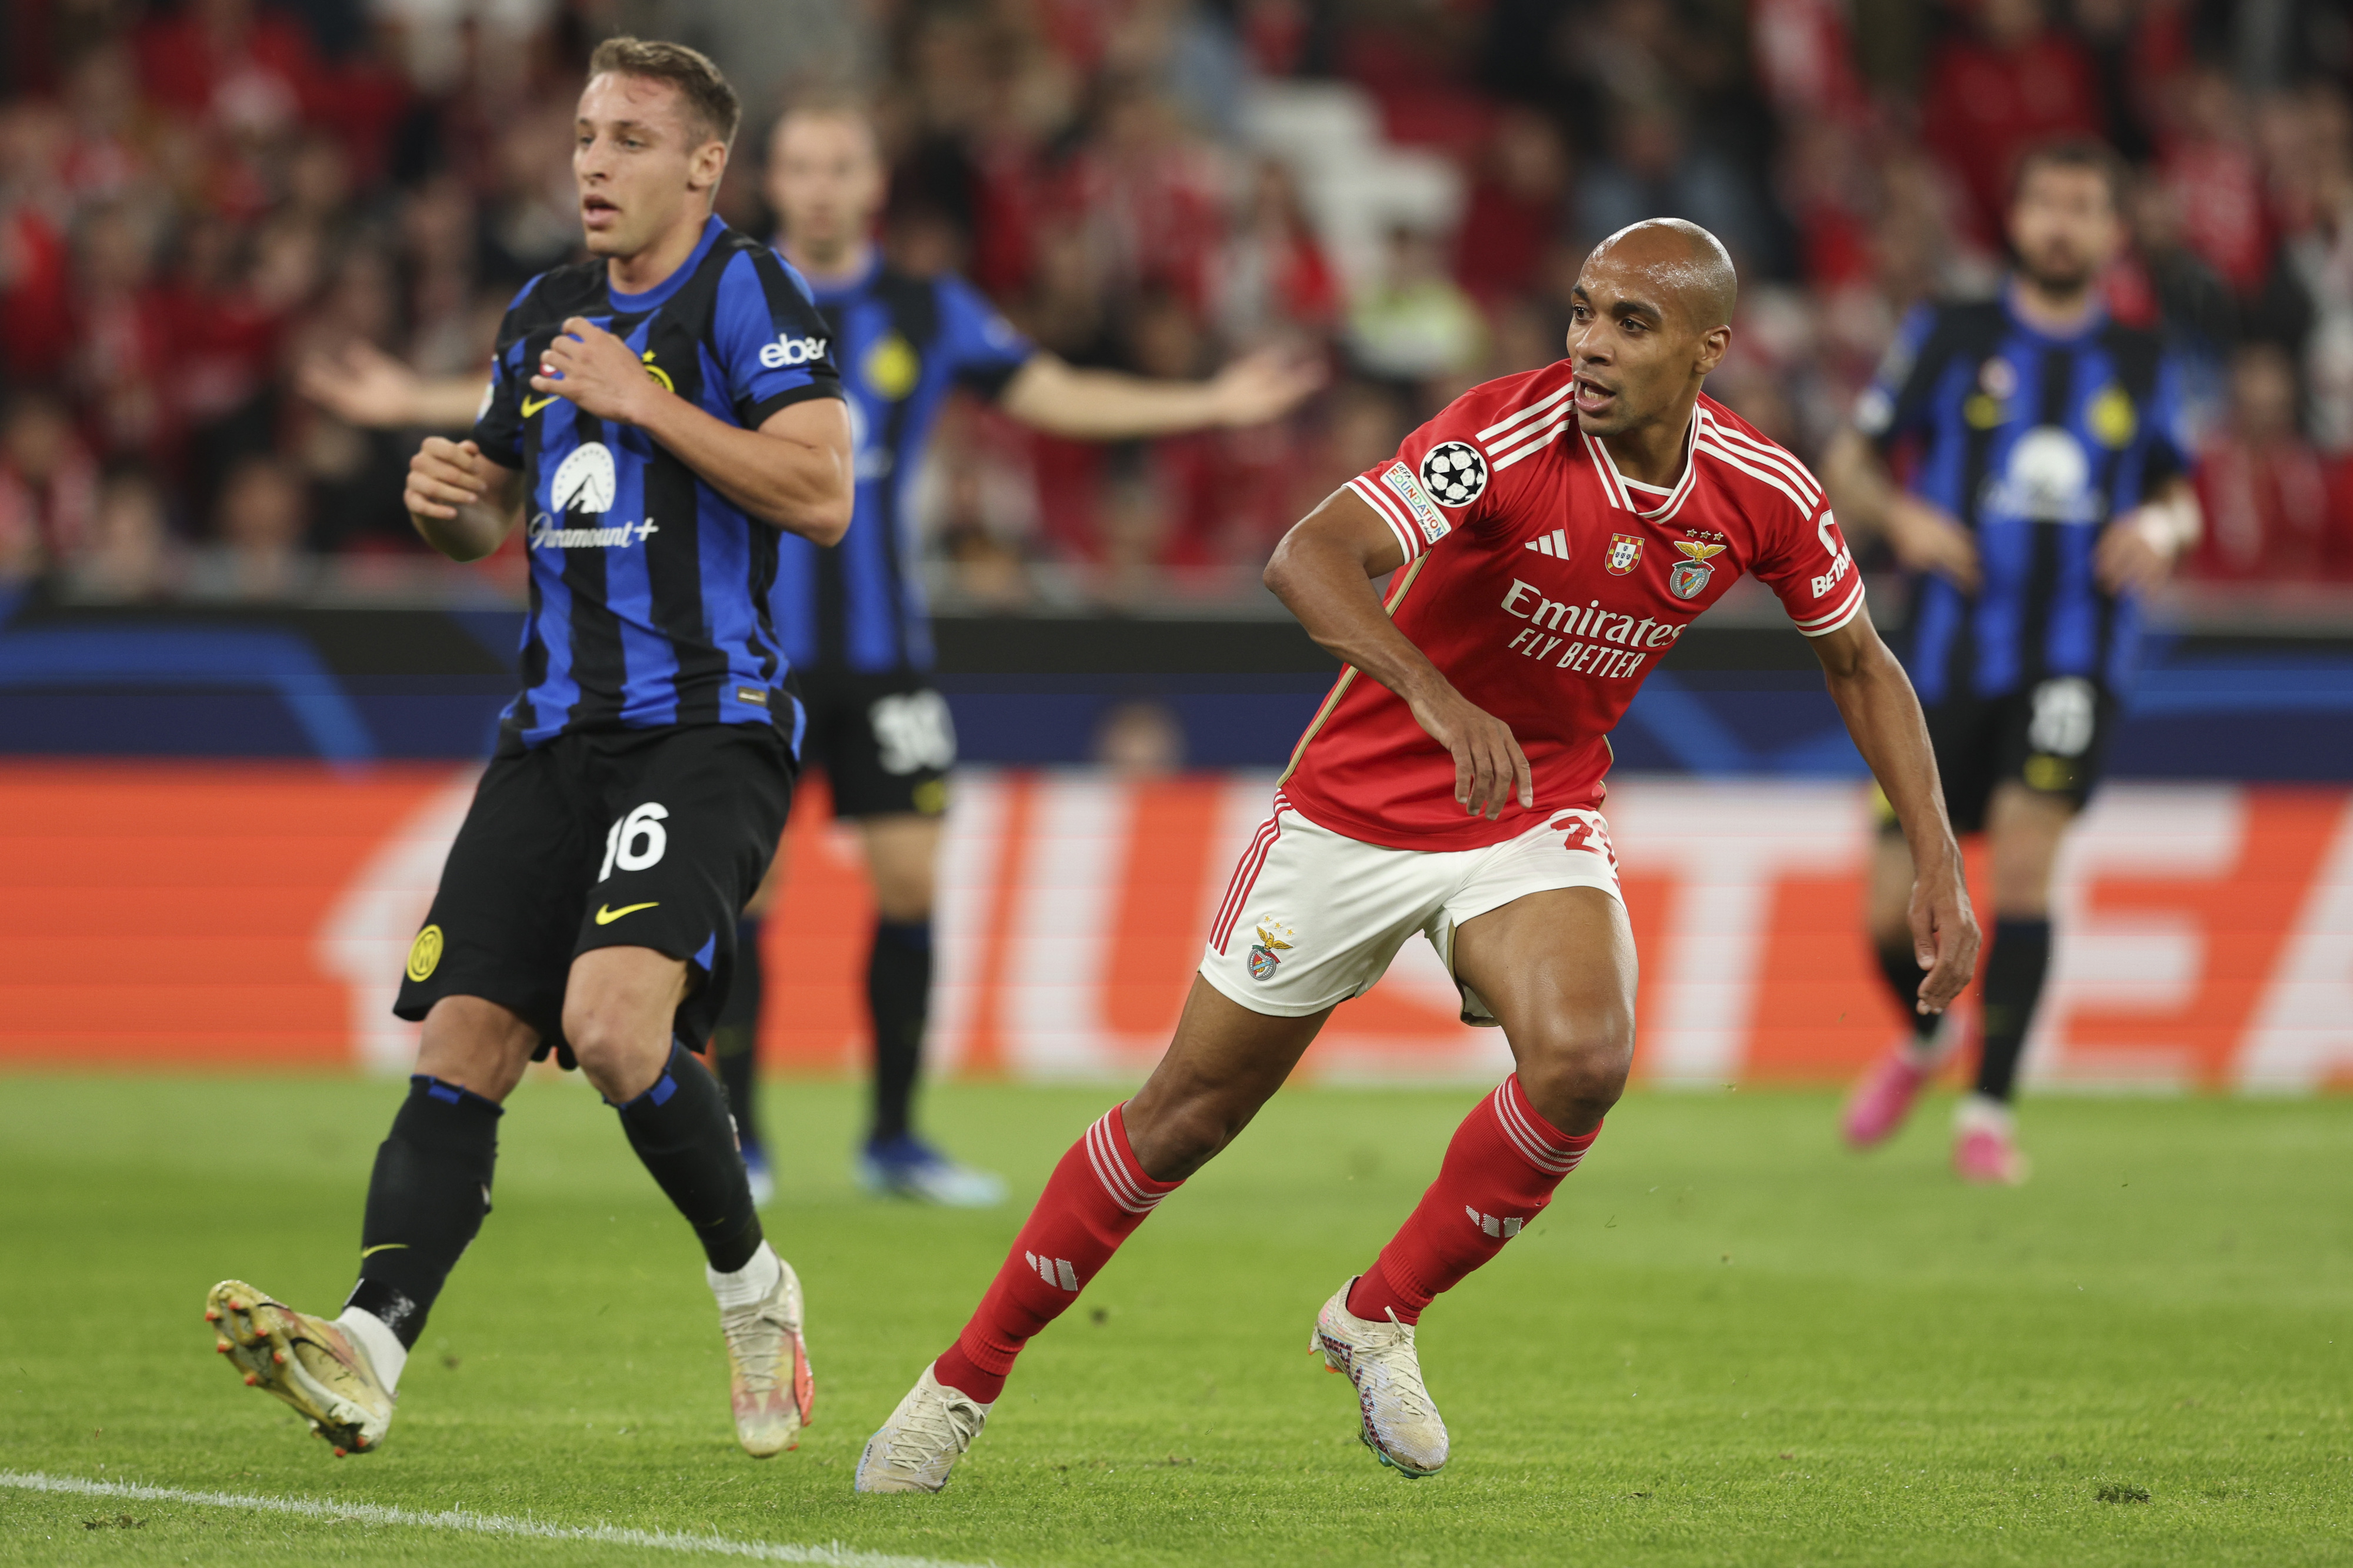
[1564,216,1737,446]
[1586,218,1738,332]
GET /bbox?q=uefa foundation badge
[1248,920,1295,982]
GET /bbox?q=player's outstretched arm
[1812,609,1980,1013]
[301,342,491,431]
[534,316,854,544]
[406,438,524,562]
[998,347,1325,440]
[1264,488,1532,820]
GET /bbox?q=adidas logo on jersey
[1026,1252,1079,1290]
[1465,1206,1524,1238]
[1524,529,1570,559]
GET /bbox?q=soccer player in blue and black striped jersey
[703,103,1322,1207]
[205,39,852,1463]
[1825,139,2202,1182]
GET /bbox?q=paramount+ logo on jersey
[529,441,659,551]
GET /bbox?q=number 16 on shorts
[600,802,669,881]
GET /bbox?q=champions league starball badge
[1418,442,1489,506]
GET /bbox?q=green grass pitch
[2,1073,2348,1566]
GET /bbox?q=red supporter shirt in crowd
[1277,364,1865,852]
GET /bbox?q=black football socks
[710,914,765,1154]
[1874,937,1942,1051]
[867,918,932,1145]
[345,1076,501,1349]
[1974,918,2052,1103]
[614,1042,764,1273]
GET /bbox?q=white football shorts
[1197,792,1622,1026]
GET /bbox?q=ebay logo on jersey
[759,334,829,369]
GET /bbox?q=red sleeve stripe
[1346,474,1424,562]
[1702,416,1823,505]
[1695,434,1816,515]
[1475,379,1577,443]
[1488,411,1574,469]
[1792,575,1868,636]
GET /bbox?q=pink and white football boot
[1952,1095,2030,1185]
[1841,1018,1958,1149]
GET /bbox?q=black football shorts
[795,664,956,819]
[1880,676,2121,837]
[395,722,796,1065]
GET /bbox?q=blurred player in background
[1827,140,2199,1184]
[726,103,1322,1207]
[208,40,851,1462]
[855,219,1978,1492]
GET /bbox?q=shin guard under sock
[1974,918,2051,1103]
[1347,1076,1599,1326]
[1875,938,1942,1046]
[711,915,765,1152]
[345,1076,501,1349]
[933,1103,1179,1402]
[868,919,931,1144]
[614,1042,764,1273]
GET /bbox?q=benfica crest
[1669,539,1727,599]
[1247,920,1294,982]
[1605,534,1643,575]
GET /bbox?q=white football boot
[1312,1277,1449,1477]
[721,1256,814,1457]
[855,1366,992,1493]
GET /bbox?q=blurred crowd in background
[4,0,2353,610]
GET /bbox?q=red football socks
[1347,1075,1599,1326]
[932,1103,1181,1404]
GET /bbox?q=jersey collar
[2001,278,2108,344]
[800,245,884,305]
[606,215,727,313]
[1581,409,1700,523]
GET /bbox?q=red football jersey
[1278,362,1865,850]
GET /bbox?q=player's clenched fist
[1408,685,1535,820]
[406,436,494,520]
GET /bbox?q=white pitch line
[0,1471,994,1567]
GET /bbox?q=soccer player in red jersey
[856,219,1980,1490]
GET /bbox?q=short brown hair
[2010,137,2127,214]
[587,36,741,150]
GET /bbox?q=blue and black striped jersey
[771,258,1034,673]
[1856,295,2191,702]
[473,217,842,749]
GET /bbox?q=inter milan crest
[1606,533,1643,575]
[1418,442,1488,506]
[1247,919,1294,982]
[1669,538,1726,599]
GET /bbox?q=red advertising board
[2,763,2347,1091]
